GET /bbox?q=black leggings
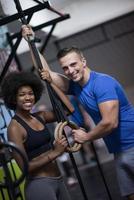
[25,176,71,200]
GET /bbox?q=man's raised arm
[21,25,69,93]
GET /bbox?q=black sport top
[12,114,53,160]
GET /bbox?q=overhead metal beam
[10,14,70,40]
[0,1,50,26]
[0,14,33,84]
[0,0,70,85]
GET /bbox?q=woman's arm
[8,120,68,174]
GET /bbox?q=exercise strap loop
[54,121,82,152]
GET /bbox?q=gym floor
[67,161,127,200]
[63,141,127,200]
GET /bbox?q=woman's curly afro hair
[1,71,44,110]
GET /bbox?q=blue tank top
[13,114,53,160]
[69,96,84,127]
[68,71,134,153]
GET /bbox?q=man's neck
[79,67,91,86]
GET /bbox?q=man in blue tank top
[44,47,134,200]
[22,26,134,200]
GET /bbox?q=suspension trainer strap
[13,1,88,199]
[13,0,74,115]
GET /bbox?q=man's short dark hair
[57,46,84,60]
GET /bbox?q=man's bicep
[50,71,70,93]
[99,100,119,122]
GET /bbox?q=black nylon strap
[13,0,71,120]
[13,1,89,199]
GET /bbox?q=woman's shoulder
[8,118,20,130]
[8,118,27,139]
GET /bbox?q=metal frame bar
[0,1,70,84]
[10,14,70,40]
[0,14,33,84]
[6,32,23,71]
[40,23,56,53]
[0,2,50,26]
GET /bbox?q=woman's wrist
[47,150,61,162]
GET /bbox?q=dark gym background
[18,11,134,107]
[15,11,134,200]
[0,1,134,199]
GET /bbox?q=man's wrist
[86,131,92,141]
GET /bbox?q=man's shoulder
[92,71,116,83]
